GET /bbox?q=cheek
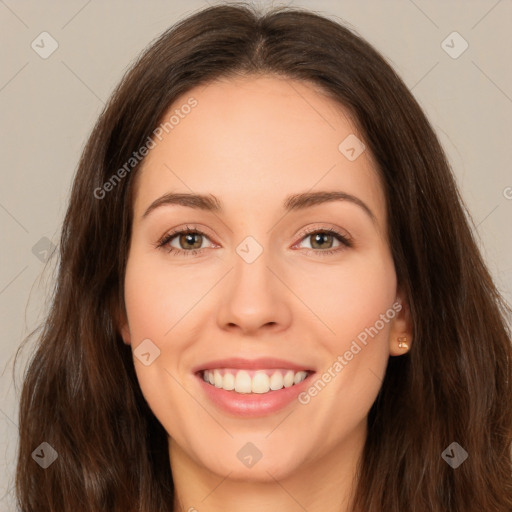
[340,262,396,339]
[330,253,396,390]
[122,249,208,391]
[294,247,397,418]
[123,254,196,435]
[291,248,397,343]
[122,250,197,342]
[299,253,396,427]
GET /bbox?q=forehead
[132,74,386,227]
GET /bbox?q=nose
[216,243,292,336]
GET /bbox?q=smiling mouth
[198,368,314,394]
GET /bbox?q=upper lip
[192,357,315,374]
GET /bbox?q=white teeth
[269,371,284,390]
[202,368,309,394]
[283,370,295,388]
[251,372,270,394]
[234,370,252,393]
[213,369,223,388]
[223,372,235,390]
[294,371,307,385]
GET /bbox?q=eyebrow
[141,190,377,225]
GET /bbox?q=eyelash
[156,224,353,258]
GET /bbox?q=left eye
[296,230,345,251]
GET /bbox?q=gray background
[1,0,511,508]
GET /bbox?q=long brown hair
[15,2,512,511]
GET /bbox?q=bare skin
[120,74,413,512]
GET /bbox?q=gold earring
[397,336,409,349]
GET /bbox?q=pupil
[312,233,331,249]
[182,233,201,249]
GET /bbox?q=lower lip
[195,372,315,418]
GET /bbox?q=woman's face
[120,74,410,482]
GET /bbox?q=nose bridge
[216,230,290,332]
[232,232,275,304]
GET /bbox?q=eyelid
[294,224,352,245]
[155,224,216,249]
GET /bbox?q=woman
[15,3,512,511]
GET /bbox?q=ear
[120,321,131,346]
[114,303,132,346]
[388,285,413,356]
